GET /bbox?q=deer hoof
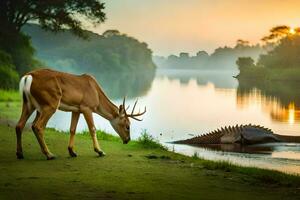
[68,147,77,157]
[94,148,106,157]
[16,152,24,159]
[47,154,56,160]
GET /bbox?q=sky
[88,0,300,56]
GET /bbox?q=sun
[289,28,296,35]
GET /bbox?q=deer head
[110,97,146,144]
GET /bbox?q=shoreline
[0,123,300,199]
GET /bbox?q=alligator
[174,124,300,146]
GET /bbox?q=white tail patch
[19,75,40,111]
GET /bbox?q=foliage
[23,24,156,73]
[236,57,255,69]
[137,130,166,150]
[237,25,300,81]
[261,25,300,44]
[258,35,300,69]
[0,0,105,37]
[0,31,40,75]
[235,57,267,79]
[0,51,19,89]
[0,0,106,77]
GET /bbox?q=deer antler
[122,97,146,121]
[123,96,130,111]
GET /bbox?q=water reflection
[188,143,275,154]
[93,70,155,99]
[237,80,300,123]
[156,69,238,89]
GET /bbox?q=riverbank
[1,90,300,199]
[1,125,300,199]
[236,67,300,82]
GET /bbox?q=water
[47,69,300,174]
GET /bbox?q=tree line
[154,40,263,71]
[23,24,156,75]
[236,25,300,81]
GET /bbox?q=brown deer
[15,69,146,160]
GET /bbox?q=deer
[15,69,146,160]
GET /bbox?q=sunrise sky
[89,0,300,56]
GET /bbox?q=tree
[236,57,255,69]
[0,0,106,76]
[236,39,250,47]
[261,25,300,44]
[196,51,208,57]
[103,30,121,38]
[258,35,300,69]
[0,50,19,89]
[179,52,189,59]
[0,0,106,37]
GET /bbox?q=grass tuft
[201,160,234,172]
[192,152,198,159]
[137,130,166,150]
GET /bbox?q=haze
[88,0,300,56]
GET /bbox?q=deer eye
[126,125,130,131]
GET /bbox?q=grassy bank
[1,125,300,199]
[1,90,300,199]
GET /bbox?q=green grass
[0,89,20,102]
[0,101,21,120]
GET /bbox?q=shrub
[0,51,19,89]
[137,130,166,150]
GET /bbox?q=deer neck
[96,89,119,121]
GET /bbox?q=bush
[0,51,19,89]
[137,130,166,150]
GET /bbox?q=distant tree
[236,57,256,69]
[258,35,300,69]
[23,25,156,73]
[261,25,300,44]
[196,51,209,57]
[179,52,189,58]
[167,55,178,61]
[236,39,250,47]
[103,30,121,38]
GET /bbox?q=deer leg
[15,103,34,159]
[68,112,80,157]
[32,107,55,160]
[82,109,105,157]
